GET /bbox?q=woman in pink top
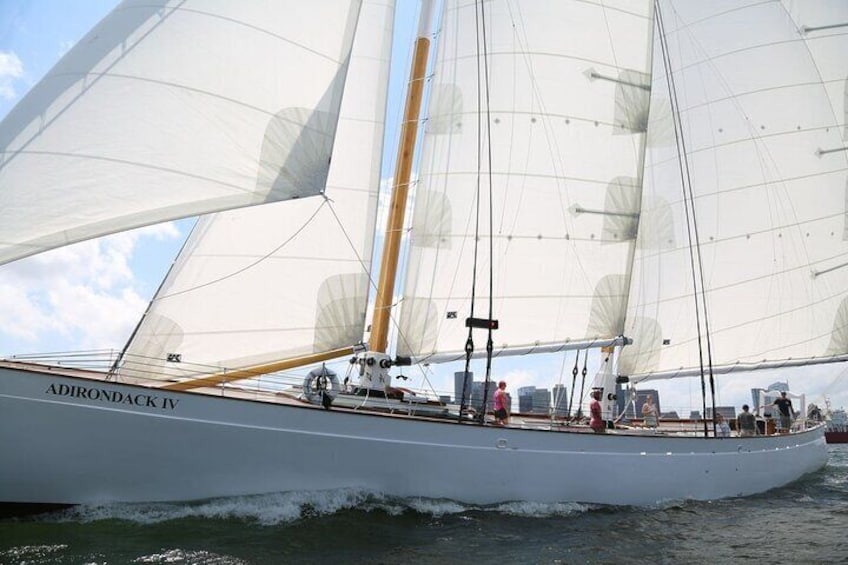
[493,381,509,425]
[589,389,605,433]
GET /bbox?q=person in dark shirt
[737,404,756,437]
[773,392,793,432]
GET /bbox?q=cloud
[0,50,24,100]
[0,222,182,356]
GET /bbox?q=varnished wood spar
[159,346,354,391]
[369,36,431,353]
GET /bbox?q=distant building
[518,386,536,413]
[454,373,512,412]
[534,388,551,414]
[552,384,568,417]
[516,386,551,414]
[470,380,488,411]
[706,406,737,419]
[455,371,472,404]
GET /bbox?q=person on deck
[715,413,731,437]
[641,394,658,428]
[773,391,794,432]
[737,404,756,437]
[589,389,605,433]
[493,381,509,426]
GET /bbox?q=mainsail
[620,0,848,380]
[117,0,395,380]
[0,0,363,265]
[397,0,654,363]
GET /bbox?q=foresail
[118,0,394,380]
[397,0,654,362]
[620,0,848,379]
[0,0,362,265]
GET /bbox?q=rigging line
[155,197,331,301]
[110,215,198,377]
[567,350,580,421]
[552,350,571,423]
[480,0,497,420]
[459,0,486,421]
[326,198,449,402]
[576,350,589,419]
[655,0,713,437]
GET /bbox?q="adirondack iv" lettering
[45,383,180,411]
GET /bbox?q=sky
[0,1,845,417]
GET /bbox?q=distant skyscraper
[706,406,737,419]
[552,384,568,417]
[517,386,552,414]
[516,386,536,396]
[532,388,551,414]
[470,380,498,412]
[455,371,472,404]
[518,387,536,413]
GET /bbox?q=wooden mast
[369,2,435,353]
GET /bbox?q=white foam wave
[0,544,68,562]
[132,548,248,564]
[42,488,593,525]
[490,500,590,517]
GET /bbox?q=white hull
[0,362,828,506]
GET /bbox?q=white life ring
[303,367,341,403]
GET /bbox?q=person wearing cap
[493,380,509,426]
[589,389,605,433]
[773,391,793,432]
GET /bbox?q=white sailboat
[1,0,844,507]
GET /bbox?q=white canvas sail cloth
[118,0,395,379]
[398,0,654,363]
[620,0,848,380]
[0,0,363,265]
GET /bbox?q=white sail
[0,0,363,265]
[620,0,848,379]
[397,0,654,362]
[118,0,394,378]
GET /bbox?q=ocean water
[2,445,846,565]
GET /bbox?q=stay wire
[567,351,580,421]
[479,0,497,422]
[655,1,716,436]
[459,0,485,421]
[576,350,589,419]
